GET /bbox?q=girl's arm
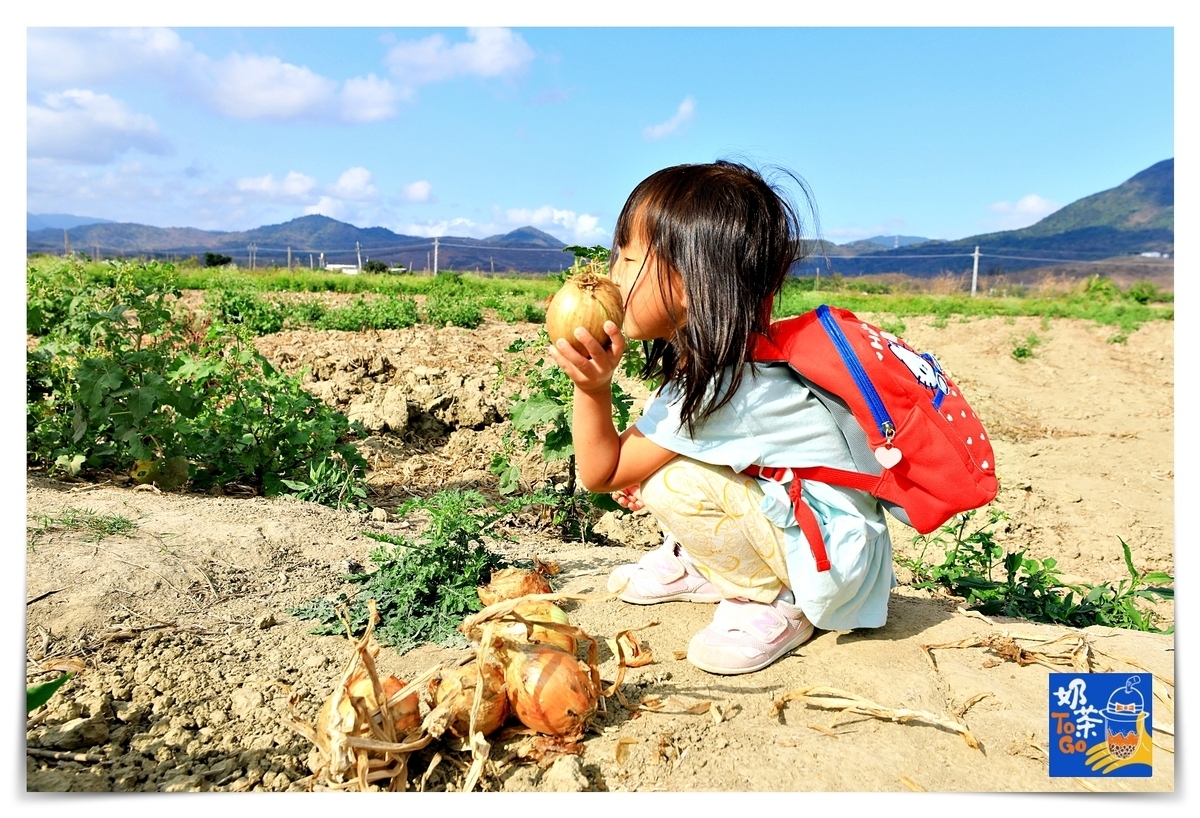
[547,322,677,494]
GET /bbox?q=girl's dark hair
[612,160,817,434]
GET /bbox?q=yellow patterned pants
[639,458,792,604]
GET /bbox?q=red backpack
[744,304,998,571]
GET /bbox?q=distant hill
[815,159,1173,277]
[27,214,577,273]
[28,213,115,231]
[842,235,930,252]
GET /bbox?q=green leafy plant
[879,316,906,336]
[902,510,1173,632]
[26,259,368,506]
[362,259,389,274]
[289,490,522,652]
[279,452,369,510]
[316,295,419,331]
[205,287,287,335]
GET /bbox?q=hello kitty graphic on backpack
[744,304,998,571]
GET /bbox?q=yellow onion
[316,671,420,741]
[429,659,509,739]
[478,567,552,607]
[545,272,625,356]
[503,643,598,737]
[494,600,577,655]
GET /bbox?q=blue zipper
[816,304,894,439]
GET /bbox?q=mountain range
[810,158,1173,277]
[27,158,1172,276]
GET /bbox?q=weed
[289,490,527,652]
[280,452,369,510]
[879,316,907,336]
[1107,332,1129,345]
[1040,315,1051,331]
[902,510,1173,632]
[1011,333,1041,360]
[931,316,948,329]
[29,506,138,546]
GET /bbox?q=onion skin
[478,567,552,607]
[503,643,598,737]
[495,600,577,655]
[545,272,625,356]
[317,672,420,740]
[430,660,509,739]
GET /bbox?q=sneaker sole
[618,590,723,605]
[686,621,816,675]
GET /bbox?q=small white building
[324,263,361,274]
[1139,251,1165,258]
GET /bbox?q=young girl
[547,161,895,676]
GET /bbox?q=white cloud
[401,180,434,203]
[29,27,531,126]
[339,74,402,122]
[384,27,534,91]
[329,167,378,200]
[303,196,348,220]
[28,27,193,88]
[985,194,1060,230]
[235,171,317,198]
[643,96,696,140]
[401,217,478,238]
[204,53,338,120]
[503,206,607,243]
[28,89,169,164]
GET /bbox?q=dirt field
[23,311,1175,793]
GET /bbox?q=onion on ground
[428,659,509,739]
[545,271,625,356]
[315,670,421,742]
[477,567,552,607]
[502,643,598,737]
[492,600,577,655]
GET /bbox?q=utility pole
[490,257,494,275]
[63,229,71,256]
[971,245,980,297]
[287,246,292,270]
[309,253,314,270]
[433,237,439,275]
[356,241,362,272]
[319,251,324,269]
[815,267,820,290]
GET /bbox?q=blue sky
[25,25,1174,246]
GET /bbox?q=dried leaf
[39,657,86,674]
[806,723,838,738]
[899,775,925,792]
[640,694,712,715]
[773,685,980,750]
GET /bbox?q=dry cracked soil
[21,306,1176,796]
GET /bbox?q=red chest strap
[741,464,832,572]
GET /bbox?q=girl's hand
[612,484,644,512]
[547,320,626,394]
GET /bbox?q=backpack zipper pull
[874,423,902,469]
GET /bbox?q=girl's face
[610,230,687,342]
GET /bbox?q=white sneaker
[686,594,814,675]
[606,536,722,605]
